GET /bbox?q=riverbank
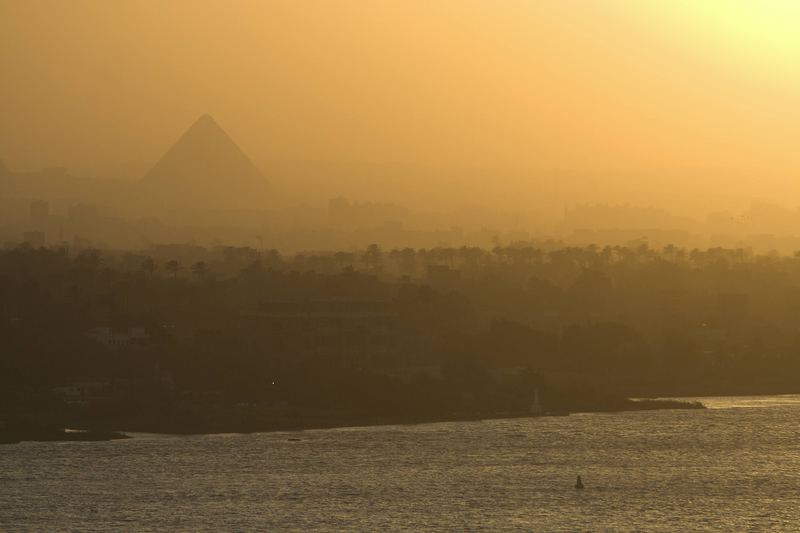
[2,395,793,531]
[0,427,130,445]
[111,397,705,436]
[1,398,702,443]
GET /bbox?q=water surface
[2,396,800,531]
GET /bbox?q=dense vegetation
[9,241,799,433]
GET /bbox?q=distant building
[563,203,691,231]
[716,293,749,325]
[72,235,92,250]
[30,200,49,227]
[491,366,527,384]
[88,327,150,350]
[150,243,208,264]
[23,231,45,247]
[51,380,112,406]
[328,197,409,228]
[378,365,443,384]
[68,203,100,221]
[248,299,399,368]
[426,264,461,287]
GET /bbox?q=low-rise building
[247,299,399,368]
[426,264,461,287]
[51,380,113,406]
[88,327,150,350]
[23,231,45,247]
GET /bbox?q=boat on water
[530,388,545,416]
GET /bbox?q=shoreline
[1,398,703,444]
[93,398,708,438]
[0,429,130,445]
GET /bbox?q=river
[2,395,800,531]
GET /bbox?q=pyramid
[142,114,272,209]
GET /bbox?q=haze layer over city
[3,1,800,253]
[3,2,800,531]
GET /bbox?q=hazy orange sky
[1,1,799,211]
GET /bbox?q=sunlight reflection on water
[2,395,800,531]
[683,394,800,410]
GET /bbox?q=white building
[88,327,149,350]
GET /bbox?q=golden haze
[0,1,799,213]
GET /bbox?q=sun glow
[666,1,800,71]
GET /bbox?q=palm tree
[164,260,180,279]
[458,246,485,270]
[76,249,102,271]
[397,247,417,277]
[140,257,156,278]
[363,244,383,274]
[334,251,355,271]
[264,249,283,269]
[191,261,208,279]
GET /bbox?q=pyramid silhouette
[142,114,272,209]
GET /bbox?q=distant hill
[0,163,133,207]
[142,114,273,210]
